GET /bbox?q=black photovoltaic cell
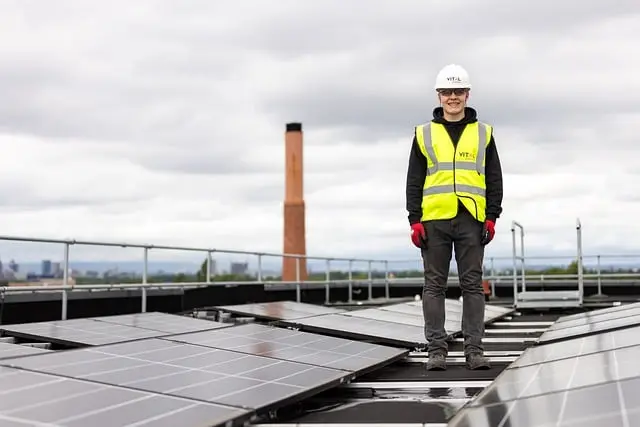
[1,338,350,413]
[0,365,250,427]
[0,342,49,360]
[512,324,640,368]
[0,318,164,346]
[164,323,408,373]
[216,300,345,320]
[90,311,231,334]
[554,301,640,324]
[537,305,640,344]
[277,313,426,347]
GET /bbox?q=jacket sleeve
[484,132,504,222]
[405,133,427,225]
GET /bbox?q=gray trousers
[420,208,486,355]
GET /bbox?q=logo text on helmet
[447,76,462,82]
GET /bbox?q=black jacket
[405,107,503,225]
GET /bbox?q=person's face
[437,88,469,115]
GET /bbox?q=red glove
[480,220,495,245]
[410,223,427,248]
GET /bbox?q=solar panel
[544,304,640,332]
[511,324,640,368]
[447,375,640,427]
[0,342,50,360]
[0,318,164,347]
[448,335,640,427]
[342,307,460,336]
[164,322,408,373]
[537,305,640,345]
[276,313,426,348]
[0,365,250,427]
[402,299,513,322]
[90,311,232,334]
[554,301,640,324]
[1,337,351,414]
[216,300,345,320]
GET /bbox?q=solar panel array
[0,365,250,427]
[0,310,408,426]
[228,299,514,348]
[448,303,640,427]
[0,312,231,347]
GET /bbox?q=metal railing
[0,222,639,319]
[0,234,392,319]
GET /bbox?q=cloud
[0,0,639,276]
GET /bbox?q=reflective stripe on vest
[415,121,491,221]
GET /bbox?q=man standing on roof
[405,64,504,371]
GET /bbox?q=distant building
[42,260,52,276]
[230,262,248,275]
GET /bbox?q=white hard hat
[434,64,471,90]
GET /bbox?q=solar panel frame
[0,337,352,415]
[216,300,345,321]
[162,322,409,375]
[0,318,164,347]
[0,342,50,360]
[90,311,232,334]
[0,365,251,427]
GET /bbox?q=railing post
[295,257,301,302]
[511,221,525,308]
[367,260,373,301]
[595,254,606,297]
[141,247,148,313]
[384,260,390,300]
[206,251,212,284]
[61,241,70,320]
[325,259,331,304]
[348,260,353,303]
[576,218,584,304]
[257,253,263,282]
[490,257,496,297]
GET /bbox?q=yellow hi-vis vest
[415,121,492,222]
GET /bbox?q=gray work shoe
[426,351,447,371]
[466,352,491,370]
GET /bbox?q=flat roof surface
[0,300,638,426]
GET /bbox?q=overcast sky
[0,0,639,270]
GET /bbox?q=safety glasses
[437,88,468,96]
